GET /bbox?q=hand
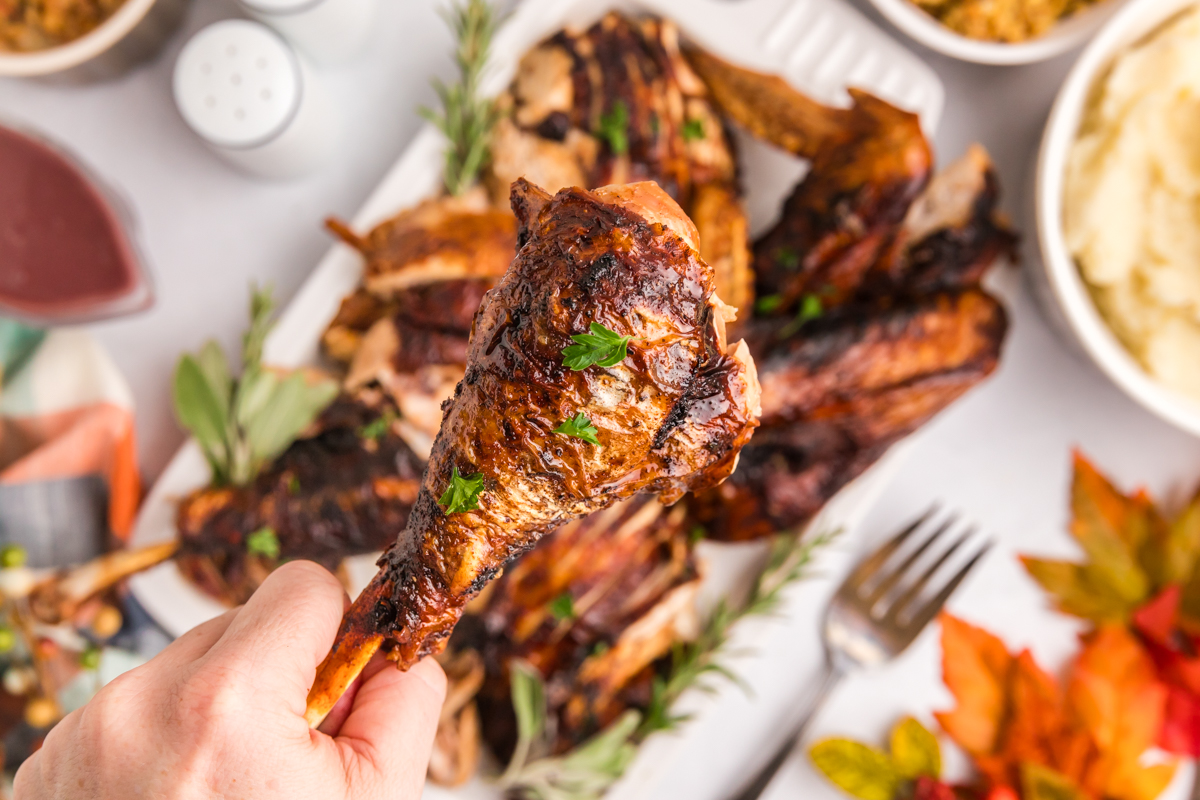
[14,561,446,800]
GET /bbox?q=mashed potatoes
[1063,6,1200,402]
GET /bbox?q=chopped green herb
[246,526,281,560]
[649,113,660,137]
[439,466,485,515]
[799,293,824,322]
[549,593,576,621]
[689,525,708,544]
[682,118,705,142]
[287,474,301,496]
[0,544,25,569]
[596,100,629,155]
[79,645,102,671]
[359,410,396,441]
[0,627,14,653]
[774,247,801,270]
[818,283,837,298]
[562,322,632,371]
[755,294,784,314]
[779,294,825,339]
[554,412,601,446]
[591,641,610,658]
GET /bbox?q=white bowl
[866,0,1130,64]
[1034,0,1200,437]
[0,0,188,80]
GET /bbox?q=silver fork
[727,507,991,800]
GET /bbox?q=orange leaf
[935,614,1012,757]
[1069,625,1172,800]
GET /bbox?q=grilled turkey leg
[306,180,760,725]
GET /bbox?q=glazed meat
[326,190,517,297]
[175,392,424,605]
[686,47,933,314]
[468,496,699,755]
[491,12,753,311]
[689,290,1007,541]
[304,180,761,725]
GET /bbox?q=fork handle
[726,661,847,800]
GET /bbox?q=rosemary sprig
[420,0,501,196]
[499,527,839,800]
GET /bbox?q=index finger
[200,561,348,711]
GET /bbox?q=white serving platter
[129,0,945,795]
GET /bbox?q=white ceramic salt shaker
[173,20,337,180]
[237,0,378,66]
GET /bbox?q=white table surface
[4,1,1200,798]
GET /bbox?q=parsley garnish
[562,322,632,371]
[439,466,485,514]
[755,294,783,314]
[591,641,610,658]
[359,410,396,441]
[682,118,705,142]
[689,525,708,544]
[554,412,600,445]
[549,593,576,621]
[246,526,281,560]
[774,246,801,270]
[79,645,102,671]
[287,474,300,495]
[596,101,629,155]
[799,293,824,322]
[779,294,825,338]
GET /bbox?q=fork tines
[847,506,991,632]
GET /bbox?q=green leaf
[554,413,600,445]
[1021,763,1087,800]
[562,323,631,371]
[556,710,640,778]
[359,410,397,441]
[195,340,233,411]
[246,526,280,560]
[779,294,824,338]
[682,118,705,142]
[596,100,629,155]
[810,738,898,800]
[173,354,231,482]
[774,246,800,270]
[1021,556,1139,623]
[889,717,940,780]
[242,372,338,471]
[755,294,783,314]
[439,466,485,514]
[233,365,279,430]
[242,285,276,373]
[549,593,576,621]
[501,660,547,786]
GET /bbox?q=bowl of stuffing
[1035,0,1200,435]
[867,0,1130,63]
[0,0,189,79]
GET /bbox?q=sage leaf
[196,340,233,410]
[243,372,338,469]
[173,354,230,481]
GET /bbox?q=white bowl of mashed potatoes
[1036,0,1200,436]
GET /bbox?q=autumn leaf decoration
[936,614,1174,800]
[811,717,950,800]
[1021,451,1200,755]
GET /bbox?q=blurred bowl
[0,0,190,81]
[865,0,1129,64]
[1034,0,1200,436]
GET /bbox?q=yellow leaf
[810,738,898,800]
[890,717,940,780]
